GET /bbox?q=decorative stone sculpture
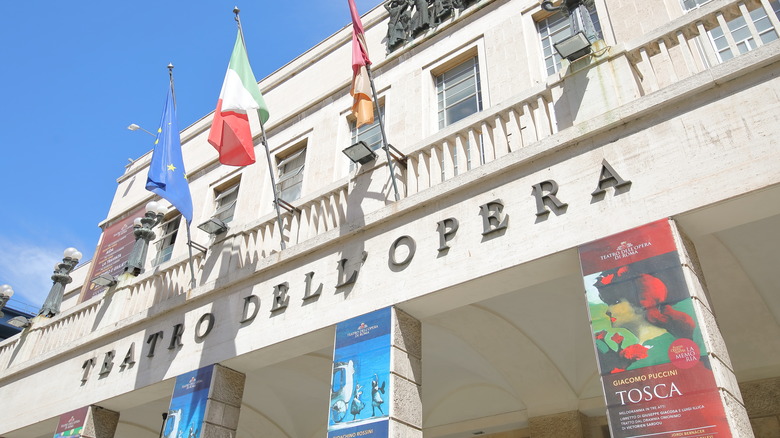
[385,0,411,52]
[433,0,454,23]
[409,0,433,37]
[384,0,480,53]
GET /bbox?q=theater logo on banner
[579,219,730,438]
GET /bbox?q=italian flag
[208,30,270,166]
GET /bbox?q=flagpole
[234,7,287,251]
[169,63,198,289]
[365,65,401,202]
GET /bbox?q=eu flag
[146,85,193,223]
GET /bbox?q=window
[350,106,384,153]
[152,215,181,267]
[537,6,602,75]
[214,183,239,223]
[277,148,306,203]
[681,0,712,11]
[436,57,483,128]
[709,2,780,61]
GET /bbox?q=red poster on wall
[79,205,145,302]
[53,406,88,438]
[579,219,731,438]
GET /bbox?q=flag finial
[167,63,174,71]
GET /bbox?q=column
[529,411,590,438]
[670,220,753,437]
[578,219,753,437]
[389,308,423,438]
[202,365,246,438]
[52,405,119,438]
[327,307,422,438]
[164,364,246,438]
[82,406,120,438]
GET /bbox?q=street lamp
[124,201,166,276]
[127,123,157,138]
[0,284,14,318]
[39,247,83,317]
[7,316,32,329]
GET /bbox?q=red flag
[348,0,374,127]
[209,100,255,166]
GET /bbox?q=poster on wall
[162,364,214,438]
[328,307,392,438]
[53,406,88,438]
[79,205,146,302]
[579,219,731,438]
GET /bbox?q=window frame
[213,182,240,224]
[151,214,182,267]
[276,145,306,203]
[435,55,483,129]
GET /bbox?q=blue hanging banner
[162,364,215,438]
[328,307,392,438]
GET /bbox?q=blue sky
[0,0,381,312]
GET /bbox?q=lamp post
[0,284,14,318]
[39,247,83,317]
[125,201,166,276]
[127,123,157,138]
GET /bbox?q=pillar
[670,220,754,436]
[164,364,245,438]
[202,365,246,438]
[389,308,423,438]
[327,307,422,438]
[740,377,780,437]
[53,405,119,438]
[578,219,753,437]
[529,411,591,438]
[82,406,120,438]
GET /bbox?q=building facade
[2,0,780,437]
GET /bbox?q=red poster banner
[54,406,88,438]
[579,219,731,438]
[79,205,145,302]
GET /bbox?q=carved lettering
[389,235,416,267]
[531,180,568,217]
[303,272,323,300]
[195,313,215,341]
[336,251,368,288]
[146,331,164,358]
[168,323,185,350]
[120,343,136,370]
[81,357,96,383]
[479,200,509,235]
[99,350,116,377]
[592,160,631,197]
[436,218,459,252]
[240,295,260,323]
[271,282,290,312]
